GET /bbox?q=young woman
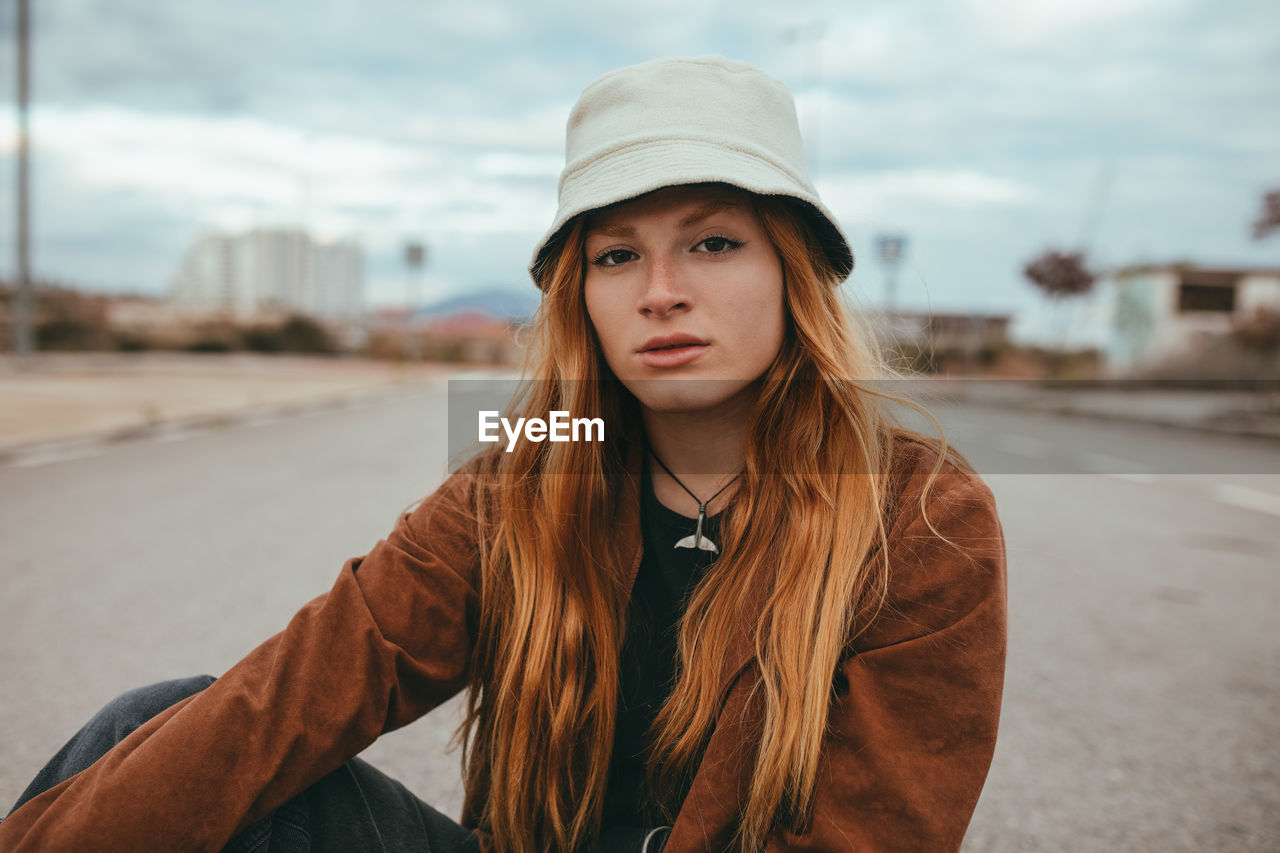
[1,56,1006,853]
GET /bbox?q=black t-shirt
[601,463,726,828]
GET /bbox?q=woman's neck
[642,392,753,518]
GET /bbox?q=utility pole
[876,234,907,312]
[13,0,32,361]
[403,242,425,362]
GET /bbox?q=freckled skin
[583,185,786,415]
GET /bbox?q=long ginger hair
[460,189,965,852]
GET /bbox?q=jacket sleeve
[0,470,482,853]
[770,475,1008,853]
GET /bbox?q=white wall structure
[171,227,363,322]
[1106,264,1280,373]
[171,234,235,315]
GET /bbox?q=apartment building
[171,227,363,322]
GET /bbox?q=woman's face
[583,185,786,415]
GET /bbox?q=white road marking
[9,445,105,468]
[1210,484,1280,518]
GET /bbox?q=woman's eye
[592,249,636,267]
[696,236,742,254]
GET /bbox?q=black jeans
[6,675,483,853]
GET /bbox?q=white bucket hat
[529,55,854,287]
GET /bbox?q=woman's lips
[638,342,708,368]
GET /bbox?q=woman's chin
[621,377,757,416]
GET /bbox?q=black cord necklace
[647,448,741,554]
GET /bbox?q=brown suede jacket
[1,435,1007,852]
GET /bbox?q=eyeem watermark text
[479,410,605,452]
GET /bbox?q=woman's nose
[637,257,690,317]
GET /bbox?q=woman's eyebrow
[678,199,741,228]
[587,223,636,238]
[586,199,742,239]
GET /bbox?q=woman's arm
[0,471,482,852]
[770,476,1008,853]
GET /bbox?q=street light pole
[403,242,425,362]
[876,234,907,313]
[13,0,32,360]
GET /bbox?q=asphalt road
[2,385,1277,850]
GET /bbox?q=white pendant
[674,509,718,553]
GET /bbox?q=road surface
[2,384,1277,850]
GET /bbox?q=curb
[0,384,411,467]
[969,396,1280,444]
[6,378,1279,467]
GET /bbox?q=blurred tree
[1227,306,1280,381]
[185,319,240,353]
[240,315,335,354]
[36,318,107,350]
[1232,306,1280,356]
[29,284,112,350]
[242,323,282,353]
[276,315,335,354]
[1022,249,1097,299]
[1022,248,1098,364]
[1252,189,1280,240]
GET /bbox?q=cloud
[0,0,1275,341]
[956,0,1178,47]
[4,103,560,231]
[819,168,1036,225]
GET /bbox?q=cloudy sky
[0,0,1276,343]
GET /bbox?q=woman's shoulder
[885,429,995,521]
[856,430,1005,650]
[389,457,491,578]
[399,445,506,519]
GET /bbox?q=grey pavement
[928,378,1280,443]
[1,385,469,818]
[0,352,453,458]
[4,354,1278,458]
[1,384,1278,850]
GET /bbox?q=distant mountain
[416,287,541,323]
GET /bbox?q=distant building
[105,295,184,330]
[1105,263,1280,372]
[368,307,522,365]
[857,309,1012,374]
[171,227,363,322]
[868,309,1011,356]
